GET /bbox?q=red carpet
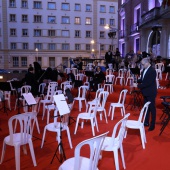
[0,78,170,170]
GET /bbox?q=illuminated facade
[0,0,118,71]
[118,0,170,58]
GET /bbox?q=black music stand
[0,82,11,114]
[85,71,94,100]
[50,94,70,163]
[11,81,23,114]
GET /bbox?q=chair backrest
[38,83,46,94]
[155,63,164,72]
[111,113,130,146]
[98,91,109,108]
[106,69,114,76]
[118,69,126,77]
[8,114,32,144]
[75,73,85,81]
[71,68,78,75]
[21,85,31,96]
[138,102,151,123]
[74,131,109,170]
[65,68,71,74]
[77,86,88,98]
[118,89,128,104]
[105,75,115,84]
[95,88,104,99]
[46,83,57,99]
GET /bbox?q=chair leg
[74,117,79,134]
[35,118,40,134]
[111,107,115,120]
[41,126,47,148]
[108,105,112,117]
[90,119,95,136]
[0,141,6,164]
[140,127,146,149]
[28,139,37,166]
[66,127,73,149]
[113,150,120,170]
[14,145,20,170]
[94,116,99,132]
[104,109,108,123]
[120,145,126,169]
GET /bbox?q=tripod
[51,115,66,163]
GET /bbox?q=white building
[0,0,118,72]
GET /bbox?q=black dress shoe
[148,126,155,131]
[144,123,149,127]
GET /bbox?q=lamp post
[90,40,101,58]
[35,48,38,62]
[104,24,117,51]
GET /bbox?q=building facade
[0,0,118,72]
[118,0,170,59]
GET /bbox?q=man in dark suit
[137,58,157,131]
[105,49,112,68]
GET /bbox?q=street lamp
[35,48,38,62]
[104,24,117,51]
[90,40,101,58]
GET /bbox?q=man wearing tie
[137,58,157,131]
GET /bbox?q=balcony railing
[130,23,139,35]
[140,7,160,27]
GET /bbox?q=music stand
[11,81,23,114]
[0,82,11,114]
[51,94,70,163]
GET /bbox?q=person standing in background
[105,49,112,68]
[137,58,157,131]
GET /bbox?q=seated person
[67,70,75,83]
[90,66,105,91]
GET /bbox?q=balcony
[140,7,160,27]
[130,23,140,36]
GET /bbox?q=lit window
[86,4,91,11]
[100,5,106,13]
[61,3,69,10]
[86,18,91,25]
[75,17,80,24]
[75,4,81,11]
[48,2,56,9]
[48,16,56,23]
[62,16,70,24]
[109,6,115,13]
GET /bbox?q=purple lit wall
[148,0,156,10]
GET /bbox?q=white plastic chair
[74,99,99,136]
[58,131,109,170]
[65,68,71,74]
[155,68,162,80]
[125,69,134,86]
[115,69,126,85]
[124,102,150,149]
[101,113,130,170]
[108,89,128,120]
[38,83,46,98]
[104,75,115,93]
[38,82,57,119]
[86,88,104,112]
[73,86,88,111]
[44,90,62,124]
[106,68,114,76]
[41,110,73,149]
[0,114,37,170]
[4,91,11,110]
[155,62,164,72]
[96,91,109,123]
